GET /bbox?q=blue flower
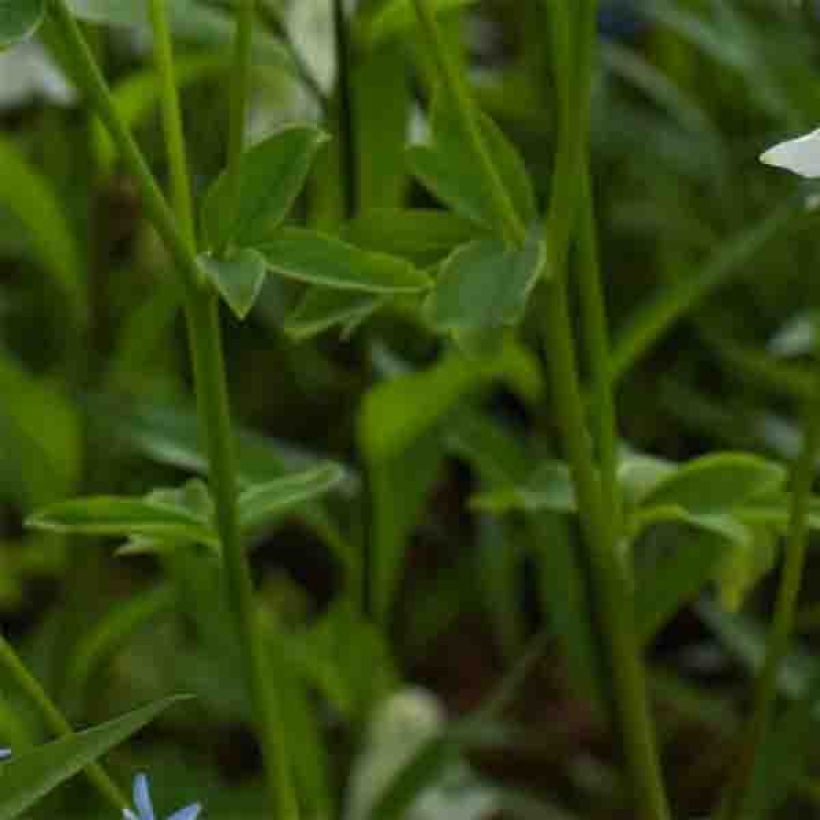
[0,749,10,761]
[122,773,202,820]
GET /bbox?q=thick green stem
[0,634,126,811]
[718,391,820,820]
[184,293,298,820]
[146,0,196,250]
[410,0,525,246]
[47,4,297,816]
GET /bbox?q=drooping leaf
[201,126,329,251]
[426,235,545,342]
[0,696,189,820]
[238,463,346,531]
[200,247,267,320]
[257,228,432,294]
[407,94,536,232]
[0,0,45,48]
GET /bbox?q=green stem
[539,3,669,818]
[47,0,201,295]
[717,390,820,820]
[410,0,669,815]
[47,4,297,816]
[410,0,526,246]
[146,0,196,250]
[221,0,256,253]
[184,292,298,820]
[577,166,622,527]
[0,634,127,811]
[333,0,358,218]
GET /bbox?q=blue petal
[123,812,139,820]
[0,749,11,761]
[133,773,155,820]
[167,804,202,820]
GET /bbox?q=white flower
[760,127,820,178]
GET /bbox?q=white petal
[760,128,820,178]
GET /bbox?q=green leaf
[256,228,432,294]
[344,208,484,266]
[284,287,384,342]
[0,696,189,819]
[634,528,729,644]
[639,453,787,515]
[407,94,536,232]
[201,126,328,251]
[200,247,267,320]
[426,235,544,340]
[238,463,346,531]
[0,0,44,47]
[27,490,217,549]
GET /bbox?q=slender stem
[47,0,201,295]
[146,0,196,250]
[0,634,127,811]
[409,0,669,815]
[410,0,526,246]
[333,0,358,218]
[220,0,256,254]
[46,4,297,816]
[577,166,622,528]
[717,390,820,820]
[540,3,669,817]
[184,292,298,820]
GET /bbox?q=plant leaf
[256,228,432,294]
[238,463,346,531]
[639,452,787,515]
[407,94,536,232]
[284,287,384,342]
[27,494,217,549]
[201,126,328,251]
[343,208,484,266]
[0,0,44,47]
[0,696,189,820]
[426,235,544,341]
[200,247,267,320]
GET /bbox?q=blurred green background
[4,1,820,817]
